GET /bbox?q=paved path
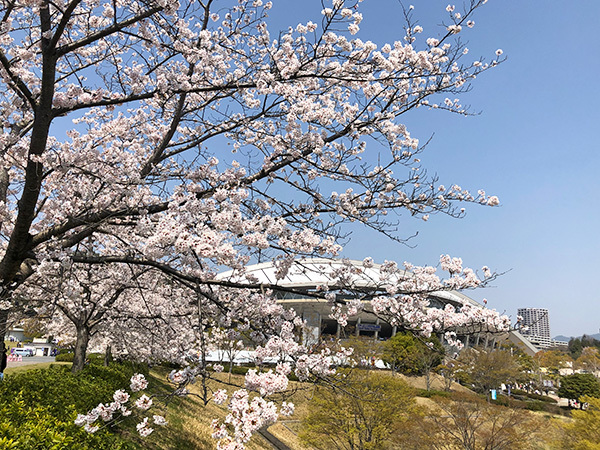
[258,428,292,450]
[6,355,56,368]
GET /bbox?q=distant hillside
[553,333,600,343]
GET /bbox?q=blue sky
[268,1,600,337]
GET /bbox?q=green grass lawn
[5,361,71,375]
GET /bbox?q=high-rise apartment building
[518,307,550,340]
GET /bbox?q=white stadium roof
[218,258,483,308]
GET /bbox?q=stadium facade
[219,258,517,351]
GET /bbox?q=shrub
[0,397,129,449]
[511,389,557,403]
[300,370,415,449]
[0,363,144,448]
[0,364,145,418]
[55,351,74,362]
[491,395,511,407]
[229,365,252,376]
[525,401,545,412]
[221,364,300,381]
[415,388,451,399]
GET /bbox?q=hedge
[0,363,147,449]
[415,388,452,398]
[510,389,558,403]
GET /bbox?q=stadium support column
[303,311,321,347]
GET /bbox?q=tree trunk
[0,309,8,353]
[0,33,57,288]
[425,369,431,391]
[104,344,112,366]
[72,326,90,373]
[444,373,452,391]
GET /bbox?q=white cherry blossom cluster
[244,365,290,397]
[75,374,167,437]
[211,388,288,449]
[213,389,229,405]
[130,373,149,392]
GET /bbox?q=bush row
[510,388,557,403]
[491,394,567,416]
[414,388,452,398]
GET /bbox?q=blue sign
[357,323,381,332]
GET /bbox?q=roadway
[7,355,56,368]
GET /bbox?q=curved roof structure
[218,258,483,308]
[219,259,513,348]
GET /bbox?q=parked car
[13,348,34,357]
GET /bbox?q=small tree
[382,332,444,390]
[455,348,521,394]
[569,338,584,360]
[402,393,545,450]
[501,343,543,391]
[209,328,246,382]
[436,360,459,392]
[576,347,600,375]
[345,336,385,371]
[383,332,422,375]
[558,373,600,408]
[300,370,415,450]
[536,349,573,375]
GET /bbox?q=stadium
[219,258,521,351]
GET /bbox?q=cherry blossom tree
[24,256,197,372]
[0,0,511,446]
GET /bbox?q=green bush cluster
[0,363,145,449]
[55,351,108,364]
[415,388,451,399]
[523,401,543,411]
[228,365,251,376]
[489,393,566,416]
[54,351,74,362]
[490,395,511,407]
[511,389,557,403]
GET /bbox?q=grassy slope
[145,371,480,450]
[156,371,571,450]
[142,370,276,450]
[4,361,570,449]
